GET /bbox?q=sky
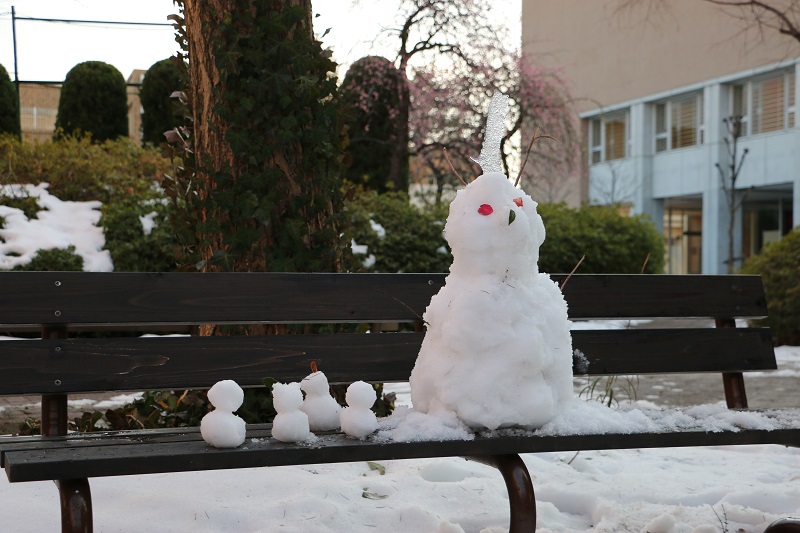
[0,0,521,82]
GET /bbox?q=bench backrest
[0,272,775,398]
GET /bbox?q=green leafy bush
[101,195,177,272]
[341,56,405,192]
[0,192,38,219]
[55,61,129,142]
[0,134,174,203]
[140,58,183,145]
[740,228,800,345]
[12,246,84,271]
[0,135,179,272]
[347,189,451,273]
[538,203,665,274]
[0,64,20,137]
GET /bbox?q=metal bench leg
[469,454,536,532]
[765,519,800,532]
[55,478,93,533]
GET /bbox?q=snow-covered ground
[0,442,797,532]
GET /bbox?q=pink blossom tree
[408,48,579,204]
[342,0,578,202]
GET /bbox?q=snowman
[300,363,341,432]
[200,379,247,448]
[340,381,378,438]
[271,382,315,443]
[408,93,574,431]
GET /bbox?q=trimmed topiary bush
[341,56,405,193]
[538,203,665,274]
[55,61,129,142]
[0,65,20,137]
[347,189,451,273]
[740,228,800,345]
[140,58,183,145]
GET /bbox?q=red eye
[478,204,493,216]
[513,197,523,207]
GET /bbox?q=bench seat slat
[0,273,768,327]
[4,424,799,483]
[0,329,776,395]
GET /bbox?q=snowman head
[272,382,304,412]
[444,172,546,280]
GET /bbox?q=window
[731,68,796,135]
[588,111,628,164]
[653,93,704,152]
[590,119,602,164]
[655,104,668,152]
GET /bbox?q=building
[19,82,60,143]
[18,70,145,144]
[522,0,800,274]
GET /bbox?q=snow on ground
[751,345,800,378]
[0,183,112,271]
[0,444,797,532]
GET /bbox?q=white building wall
[586,61,799,274]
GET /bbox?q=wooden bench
[0,271,798,533]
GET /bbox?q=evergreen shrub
[12,246,84,271]
[55,61,129,142]
[538,203,665,274]
[100,195,177,272]
[0,135,178,272]
[741,228,800,345]
[0,64,20,137]
[140,58,183,145]
[347,189,451,273]
[341,56,405,192]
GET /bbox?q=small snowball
[207,379,244,412]
[642,513,676,533]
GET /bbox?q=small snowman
[340,380,378,439]
[271,382,315,443]
[300,362,341,432]
[409,92,574,431]
[201,379,247,448]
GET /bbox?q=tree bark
[183,0,346,335]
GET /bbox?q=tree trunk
[184,0,345,273]
[183,0,347,334]
[390,61,411,192]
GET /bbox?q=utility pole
[11,6,21,140]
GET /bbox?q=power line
[13,15,172,27]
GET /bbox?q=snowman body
[300,371,341,432]
[271,382,315,443]
[340,381,378,438]
[409,172,573,430]
[200,380,247,448]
